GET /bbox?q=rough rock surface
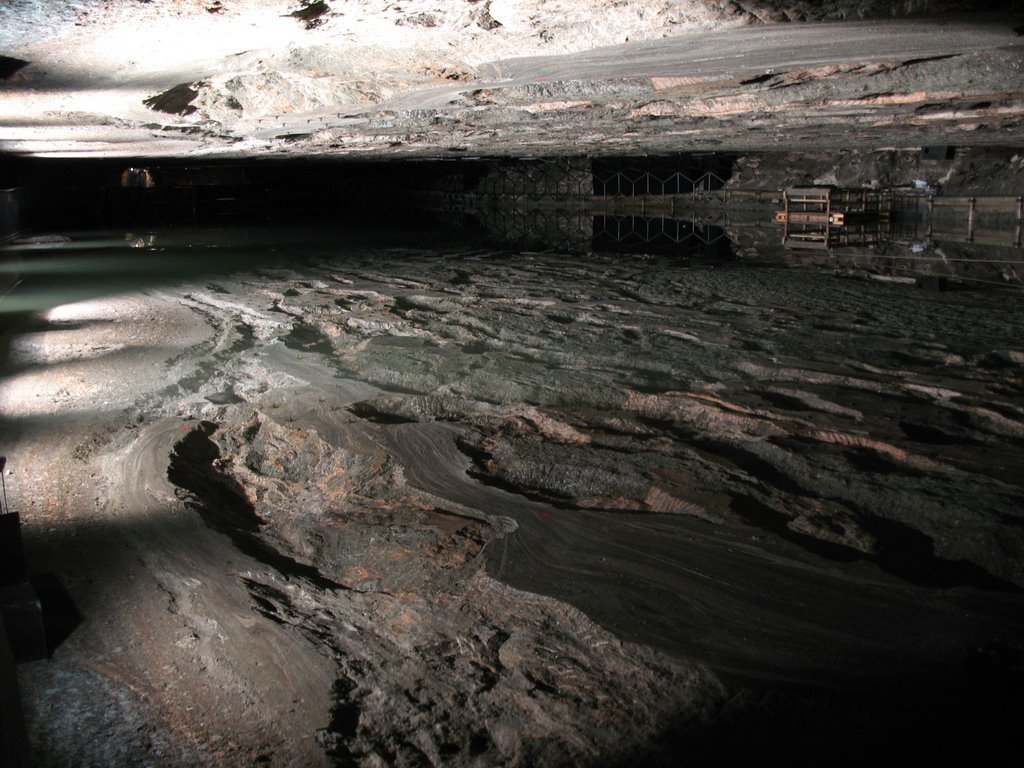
[4,236,1024,764]
[244,251,1024,586]
[1,1,1022,157]
[170,413,725,766]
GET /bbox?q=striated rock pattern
[167,398,726,766]
[181,250,1024,586]
[148,243,1024,763]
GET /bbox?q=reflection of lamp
[120,167,155,188]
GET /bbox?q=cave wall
[724,0,1021,23]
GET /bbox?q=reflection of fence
[454,159,1024,281]
[593,215,727,247]
[465,160,592,250]
[469,205,732,254]
[773,189,1024,252]
[816,193,1024,290]
[470,208,593,252]
[770,187,1024,287]
[464,161,755,253]
[585,169,736,250]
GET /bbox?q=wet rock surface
[226,250,1024,588]
[5,236,1024,764]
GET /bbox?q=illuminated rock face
[1,1,1022,158]
[165,415,725,767]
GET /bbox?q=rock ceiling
[1,0,1022,159]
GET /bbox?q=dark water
[0,225,458,314]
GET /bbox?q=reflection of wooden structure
[776,187,891,250]
[926,196,1024,248]
[776,187,836,250]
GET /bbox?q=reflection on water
[0,225,460,314]
[446,158,1023,287]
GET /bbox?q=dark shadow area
[142,82,202,116]
[483,494,1024,691]
[0,56,29,80]
[0,508,47,663]
[862,514,1021,591]
[0,614,31,768]
[0,314,109,380]
[289,0,331,29]
[597,658,1024,766]
[729,493,1021,592]
[1,188,21,244]
[312,675,361,762]
[0,512,27,584]
[1,465,77,661]
[0,155,465,231]
[486,502,1024,763]
[28,573,80,656]
[592,217,734,259]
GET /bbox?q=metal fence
[592,169,728,199]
